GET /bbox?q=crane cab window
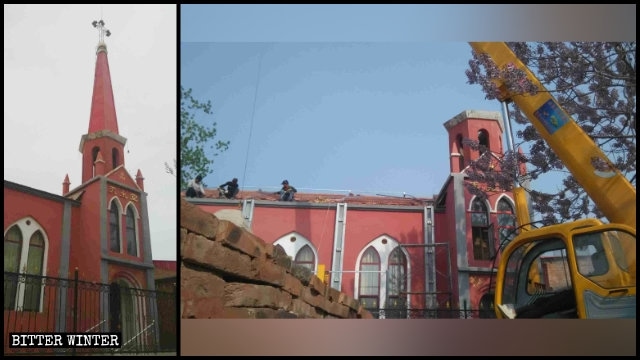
[573,230,636,289]
[525,247,572,295]
[506,238,577,318]
[500,238,573,311]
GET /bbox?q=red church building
[186,110,521,319]
[4,22,173,353]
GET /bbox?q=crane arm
[469,42,636,229]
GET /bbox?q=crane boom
[469,42,635,320]
[469,42,636,229]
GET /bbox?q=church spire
[79,19,127,184]
[88,19,118,134]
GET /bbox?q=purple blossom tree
[465,42,636,225]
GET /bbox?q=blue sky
[180,4,635,199]
[182,42,502,198]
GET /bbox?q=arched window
[471,198,492,261]
[478,129,490,155]
[24,231,45,312]
[354,236,412,319]
[109,199,121,253]
[4,219,48,312]
[273,244,286,257]
[497,198,516,247]
[273,232,318,274]
[456,134,465,170]
[92,146,100,177]
[112,148,119,169]
[358,247,380,311]
[294,245,315,272]
[125,206,137,256]
[386,247,407,318]
[4,225,23,310]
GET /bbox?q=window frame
[3,219,48,312]
[272,232,318,275]
[354,236,411,318]
[471,197,492,261]
[358,246,381,311]
[109,198,122,253]
[124,204,139,257]
[497,197,517,247]
[293,244,315,272]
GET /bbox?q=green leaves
[179,86,230,189]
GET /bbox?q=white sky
[4,4,177,260]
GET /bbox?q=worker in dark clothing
[218,178,239,199]
[275,179,297,201]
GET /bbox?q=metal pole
[501,101,516,160]
[73,268,78,356]
[446,245,453,310]
[501,92,532,230]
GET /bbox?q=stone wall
[180,199,373,319]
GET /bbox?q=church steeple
[79,19,127,184]
[88,20,118,135]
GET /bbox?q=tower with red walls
[436,110,518,314]
[4,20,158,349]
[67,20,155,293]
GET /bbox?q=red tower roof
[87,42,119,134]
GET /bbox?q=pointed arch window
[4,221,48,312]
[272,233,318,275]
[358,247,381,311]
[354,236,412,319]
[24,231,45,312]
[125,206,138,256]
[456,133,465,170]
[471,198,492,261]
[386,247,408,317]
[273,244,286,257]
[478,129,490,155]
[294,245,315,272]
[92,146,100,178]
[4,225,22,310]
[109,200,121,253]
[112,148,119,169]
[497,198,516,246]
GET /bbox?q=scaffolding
[399,242,454,310]
[325,241,454,312]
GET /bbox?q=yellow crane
[469,42,636,319]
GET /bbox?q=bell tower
[79,19,127,184]
[443,110,504,174]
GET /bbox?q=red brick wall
[180,199,373,319]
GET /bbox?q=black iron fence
[4,270,176,355]
[367,307,497,319]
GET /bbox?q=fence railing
[4,270,176,355]
[366,307,497,319]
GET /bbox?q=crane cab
[494,219,636,319]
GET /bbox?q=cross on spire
[91,19,111,44]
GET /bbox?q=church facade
[4,22,171,353]
[186,110,523,319]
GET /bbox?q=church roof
[186,188,433,207]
